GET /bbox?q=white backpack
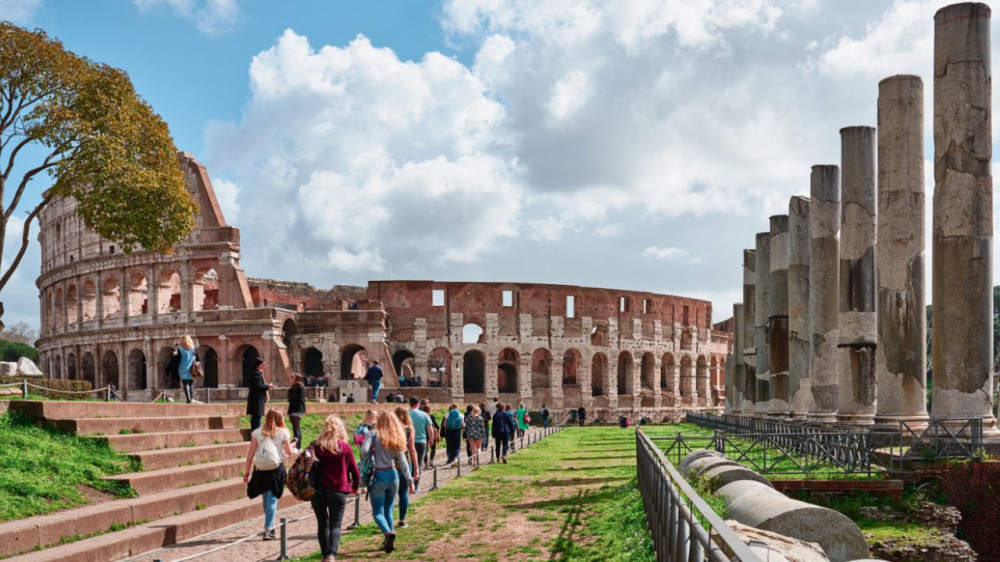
[254,433,282,471]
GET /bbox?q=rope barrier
[25,382,109,395]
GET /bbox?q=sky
[1,0,997,330]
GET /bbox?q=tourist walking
[364,360,384,403]
[419,402,439,468]
[465,406,486,467]
[246,358,273,431]
[492,402,515,463]
[353,409,378,448]
[478,401,491,449]
[408,397,434,476]
[443,403,464,465]
[309,415,359,562]
[243,409,294,540]
[541,404,550,429]
[287,373,306,449]
[167,336,198,403]
[515,403,528,438]
[393,407,420,527]
[577,404,586,427]
[464,404,475,462]
[361,411,414,553]
[505,403,518,452]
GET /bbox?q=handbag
[191,361,204,378]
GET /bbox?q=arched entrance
[102,350,119,389]
[591,353,606,396]
[498,348,519,394]
[54,354,62,380]
[427,347,451,388]
[127,349,147,390]
[681,356,693,399]
[661,353,676,393]
[81,352,96,387]
[463,350,486,393]
[393,350,416,383]
[641,352,656,390]
[340,345,368,380]
[562,349,580,386]
[159,346,178,388]
[234,345,260,388]
[531,348,552,390]
[66,353,77,380]
[304,348,324,379]
[198,346,219,388]
[617,351,633,395]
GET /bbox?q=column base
[872,414,929,434]
[836,412,875,426]
[806,412,839,424]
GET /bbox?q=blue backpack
[446,409,463,430]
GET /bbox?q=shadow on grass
[532,476,630,488]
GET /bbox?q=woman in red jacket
[309,415,360,562]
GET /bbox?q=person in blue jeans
[365,360,384,403]
[362,409,413,554]
[491,402,515,463]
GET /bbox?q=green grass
[0,412,138,521]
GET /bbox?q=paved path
[126,428,554,562]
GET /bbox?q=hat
[253,358,265,368]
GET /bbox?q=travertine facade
[36,154,728,411]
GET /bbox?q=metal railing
[636,428,762,562]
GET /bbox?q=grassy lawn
[0,412,139,522]
[291,426,653,561]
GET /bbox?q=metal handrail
[636,428,762,562]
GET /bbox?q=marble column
[731,302,745,414]
[809,165,841,423]
[768,215,791,417]
[931,3,998,433]
[754,232,772,415]
[838,126,878,426]
[742,249,757,415]
[788,196,812,418]
[875,74,929,429]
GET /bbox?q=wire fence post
[106,385,111,402]
[22,379,28,399]
[431,467,438,490]
[206,387,211,404]
[457,456,462,477]
[347,494,360,529]
[278,517,289,560]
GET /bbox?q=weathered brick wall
[920,461,1000,561]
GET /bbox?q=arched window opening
[128,273,148,315]
[531,348,552,390]
[463,350,486,393]
[462,323,484,344]
[81,280,97,322]
[303,348,324,380]
[193,267,219,311]
[427,347,451,388]
[392,350,417,385]
[81,352,96,387]
[127,349,147,390]
[157,270,181,313]
[102,350,119,389]
[198,346,220,388]
[498,348,519,394]
[562,349,580,386]
[66,353,77,380]
[641,352,656,390]
[617,351,633,395]
[103,277,121,318]
[340,345,368,380]
[591,353,606,397]
[65,285,78,325]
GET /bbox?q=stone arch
[340,344,368,380]
[127,348,147,390]
[81,352,96,387]
[157,269,181,313]
[462,322,485,344]
[65,285,78,325]
[427,347,451,388]
[54,287,64,330]
[392,350,416,382]
[45,292,53,331]
[697,355,709,402]
[66,352,77,380]
[640,352,656,390]
[617,351,633,395]
[158,346,178,389]
[54,354,62,380]
[198,345,219,388]
[591,352,607,396]
[128,272,149,315]
[193,266,219,311]
[531,348,552,390]
[102,350,119,389]
[303,347,324,379]
[463,350,486,393]
[661,352,676,393]
[103,276,121,318]
[562,349,581,386]
[498,348,518,394]
[680,355,693,399]
[236,344,261,387]
[81,279,97,321]
[281,319,297,349]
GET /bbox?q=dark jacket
[287,383,306,415]
[492,409,515,438]
[246,370,269,416]
[247,464,286,499]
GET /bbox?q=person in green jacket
[515,403,528,438]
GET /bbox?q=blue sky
[3,0,998,331]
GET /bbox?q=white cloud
[0,0,43,24]
[132,0,239,34]
[642,246,701,263]
[546,69,591,122]
[0,216,41,329]
[210,177,240,223]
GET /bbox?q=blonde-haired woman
[465,406,486,467]
[361,410,413,553]
[244,409,294,540]
[310,416,359,562]
[171,335,198,403]
[392,407,420,527]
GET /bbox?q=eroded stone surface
[808,166,840,421]
[788,196,811,417]
[755,233,772,408]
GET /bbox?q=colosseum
[35,153,731,416]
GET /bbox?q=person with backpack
[505,403,518,452]
[514,403,528,439]
[392,407,420,527]
[309,415,359,562]
[419,402,439,468]
[364,360,384,403]
[287,373,307,450]
[354,409,378,449]
[541,404,550,429]
[243,409,294,540]
[491,402,515,463]
[478,401,491,449]
[361,411,413,554]
[443,403,464,465]
[464,406,486,467]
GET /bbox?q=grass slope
[0,412,138,521]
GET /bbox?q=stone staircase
[0,401,300,562]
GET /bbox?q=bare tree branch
[5,149,63,221]
[0,195,49,294]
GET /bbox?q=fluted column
[754,232,771,416]
[769,215,790,417]
[788,196,812,418]
[875,75,929,429]
[808,165,840,423]
[931,3,998,433]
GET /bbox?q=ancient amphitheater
[35,153,730,415]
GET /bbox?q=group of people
[305,375,330,387]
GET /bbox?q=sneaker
[384,533,396,553]
[502,456,507,464]
[263,529,276,541]
[399,520,409,528]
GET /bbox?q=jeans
[397,465,411,522]
[369,469,398,534]
[494,434,509,460]
[414,441,427,476]
[289,414,303,449]
[262,490,278,530]
[445,428,462,464]
[250,414,262,431]
[543,417,549,429]
[483,433,489,448]
[312,489,347,557]
[182,380,193,403]
[371,380,382,402]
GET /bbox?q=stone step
[0,478,250,558]
[132,442,248,471]
[9,400,243,420]
[96,428,246,453]
[5,493,300,562]
[49,415,241,436]
[104,459,246,496]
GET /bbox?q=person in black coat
[286,373,306,449]
[247,358,273,431]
